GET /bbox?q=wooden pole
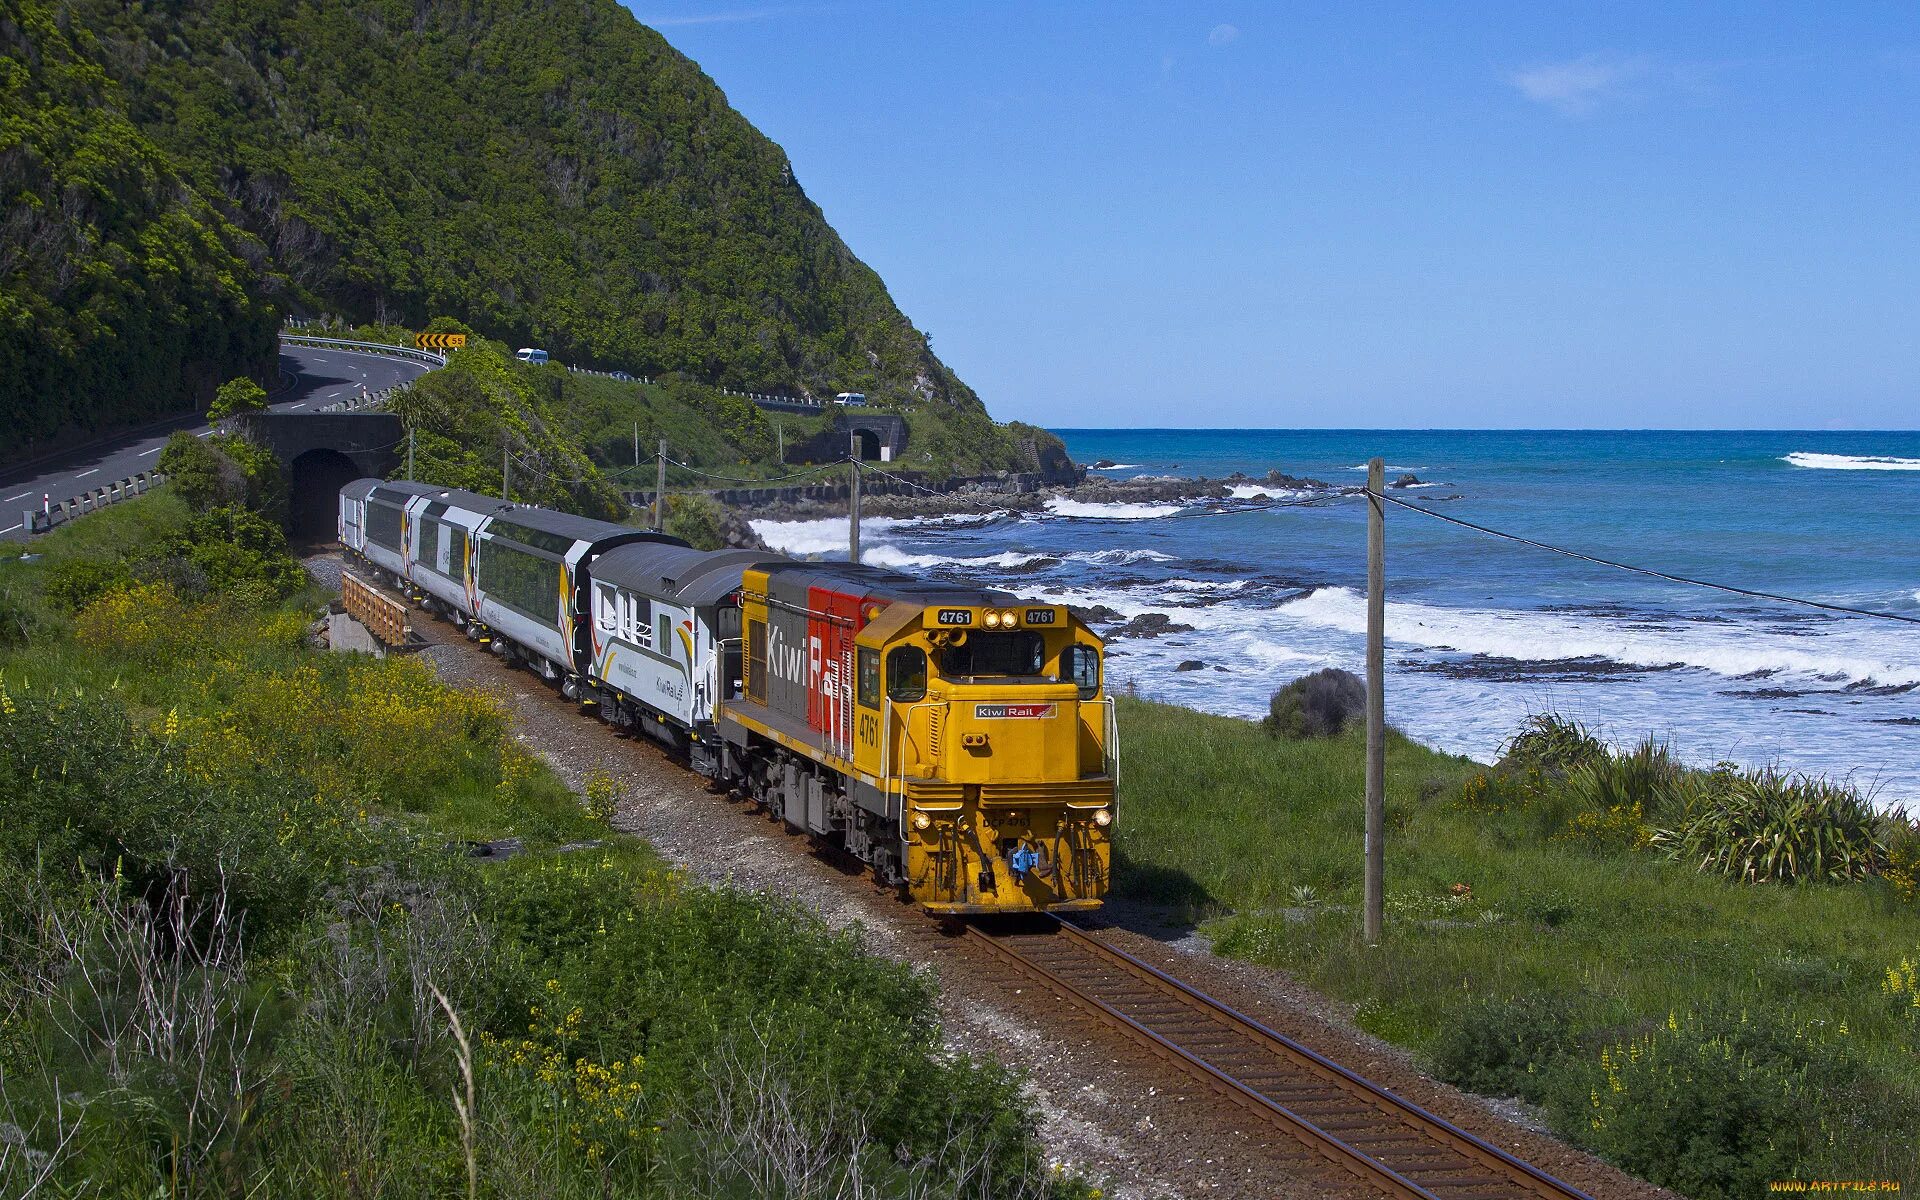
[407,427,415,481]
[1364,456,1386,946]
[652,438,667,530]
[848,432,862,564]
[633,421,639,467]
[501,436,510,501]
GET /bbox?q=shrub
[1882,814,1920,904]
[208,432,289,519]
[40,556,133,613]
[157,432,247,511]
[1264,668,1364,739]
[1499,713,1607,776]
[1428,996,1573,1104]
[583,769,623,824]
[207,376,268,420]
[165,505,307,599]
[1559,738,1679,850]
[1653,769,1885,884]
[1545,1009,1861,1200]
[0,681,378,947]
[663,494,727,551]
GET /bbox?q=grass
[1112,696,1919,1194]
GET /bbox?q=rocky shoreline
[730,465,1439,529]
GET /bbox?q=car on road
[609,370,635,381]
[515,347,550,364]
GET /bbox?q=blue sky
[627,3,1920,429]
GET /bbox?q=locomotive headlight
[1000,608,1020,626]
[983,610,1002,628]
[911,811,932,830]
[1092,808,1112,827]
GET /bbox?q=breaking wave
[861,546,1051,572]
[1066,548,1177,565]
[1273,587,1920,689]
[1783,452,1920,472]
[1041,497,1187,520]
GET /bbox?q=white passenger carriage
[338,479,680,686]
[582,544,775,767]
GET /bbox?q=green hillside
[0,1,278,457]
[62,0,1006,432]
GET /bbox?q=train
[338,479,1116,913]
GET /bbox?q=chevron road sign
[416,332,468,351]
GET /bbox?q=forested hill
[1,3,279,457]
[5,0,999,452]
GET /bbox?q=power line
[663,456,848,485]
[1380,493,1920,627]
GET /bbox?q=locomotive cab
[850,600,1115,914]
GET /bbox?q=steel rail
[967,917,1596,1200]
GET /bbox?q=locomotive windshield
[937,631,1045,679]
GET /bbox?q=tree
[208,377,268,421]
[157,432,245,511]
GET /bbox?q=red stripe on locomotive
[805,585,864,744]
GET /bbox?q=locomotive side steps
[965,916,1595,1200]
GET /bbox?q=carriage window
[447,526,469,579]
[1064,644,1100,700]
[621,594,650,647]
[476,537,561,628]
[886,646,928,702]
[657,612,672,656]
[936,632,1042,679]
[857,648,880,708]
[596,584,617,632]
[366,500,404,550]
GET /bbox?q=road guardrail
[279,333,449,368]
[25,470,167,535]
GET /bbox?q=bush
[1654,769,1885,884]
[663,493,727,551]
[157,432,247,511]
[207,376,268,421]
[40,556,133,613]
[1558,738,1680,850]
[1545,1009,1857,1200]
[1428,996,1573,1104]
[1499,713,1607,776]
[166,505,307,600]
[1264,668,1364,739]
[1882,814,1920,904]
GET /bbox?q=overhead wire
[1379,492,1920,627]
[663,456,850,485]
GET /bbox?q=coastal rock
[1114,612,1194,639]
[1175,659,1207,672]
[1092,459,1117,469]
[1264,469,1337,490]
[1073,604,1126,626]
[1390,473,1422,489]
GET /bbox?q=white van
[834,391,866,406]
[516,347,550,364]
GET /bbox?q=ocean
[751,430,1920,811]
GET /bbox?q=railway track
[966,917,1594,1200]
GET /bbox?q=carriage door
[718,603,744,701]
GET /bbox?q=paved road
[1,344,429,540]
